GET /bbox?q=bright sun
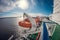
[17,0,29,10]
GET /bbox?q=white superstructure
[49,0,60,24]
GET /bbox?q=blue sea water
[0,17,20,40]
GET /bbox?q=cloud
[0,12,46,18]
[0,12,22,17]
[16,0,36,10]
[0,0,36,13]
[16,0,29,10]
[0,0,18,13]
[31,0,36,5]
[27,13,47,17]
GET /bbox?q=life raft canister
[18,17,40,28]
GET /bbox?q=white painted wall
[49,0,60,25]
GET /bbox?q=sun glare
[17,0,29,10]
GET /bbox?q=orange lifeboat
[18,17,40,28]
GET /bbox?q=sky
[0,0,53,17]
